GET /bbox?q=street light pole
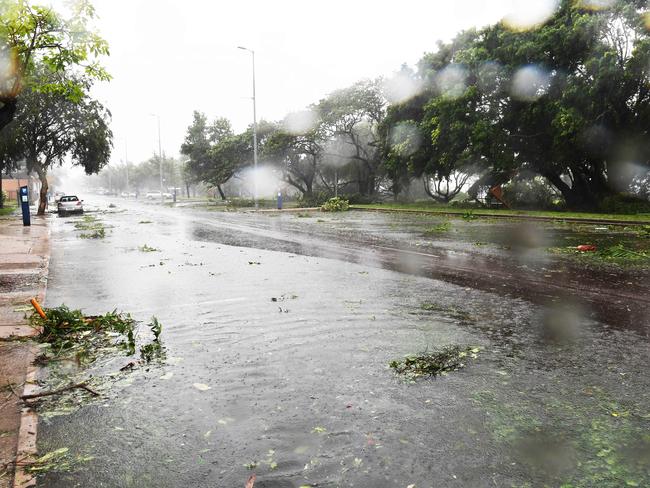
[150,114,164,203]
[124,139,129,192]
[238,46,258,208]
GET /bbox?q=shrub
[599,193,650,214]
[345,193,377,205]
[502,177,563,210]
[321,197,349,212]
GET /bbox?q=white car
[57,195,84,216]
[146,191,173,200]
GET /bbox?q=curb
[13,228,49,488]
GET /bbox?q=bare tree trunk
[36,168,48,215]
[216,185,226,200]
[185,182,190,198]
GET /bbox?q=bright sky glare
[81,0,555,165]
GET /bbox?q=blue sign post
[19,186,30,226]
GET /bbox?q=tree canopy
[382,0,650,208]
[171,0,649,210]
[0,0,109,132]
[9,67,112,214]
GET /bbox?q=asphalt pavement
[35,196,650,488]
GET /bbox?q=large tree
[180,111,235,199]
[11,69,112,214]
[316,79,387,196]
[263,112,324,199]
[0,0,109,133]
[381,0,650,209]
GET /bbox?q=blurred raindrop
[477,61,505,94]
[383,70,423,103]
[608,160,648,193]
[0,45,17,95]
[513,429,577,479]
[511,65,551,102]
[436,64,468,99]
[540,300,584,344]
[502,0,559,31]
[284,110,318,135]
[620,436,650,468]
[508,222,548,254]
[579,125,613,157]
[323,135,355,168]
[389,121,422,157]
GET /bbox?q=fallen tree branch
[20,382,99,401]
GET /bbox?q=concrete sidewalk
[0,215,50,488]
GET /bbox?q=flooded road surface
[38,198,650,487]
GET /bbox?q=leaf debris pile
[389,345,480,379]
[74,215,106,239]
[30,305,164,365]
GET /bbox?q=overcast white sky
[80,0,556,166]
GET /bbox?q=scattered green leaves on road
[74,215,106,239]
[139,244,160,252]
[390,345,480,379]
[424,222,451,234]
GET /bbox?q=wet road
[37,197,650,487]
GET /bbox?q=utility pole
[124,139,129,192]
[150,113,164,203]
[238,46,258,208]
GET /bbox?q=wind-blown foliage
[0,0,110,132]
[382,0,650,209]
[9,68,112,214]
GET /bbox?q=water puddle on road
[34,208,650,487]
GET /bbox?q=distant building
[1,170,44,204]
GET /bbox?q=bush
[599,193,650,214]
[321,197,349,212]
[345,193,377,205]
[226,198,256,208]
[449,199,481,209]
[502,177,563,210]
[0,190,6,205]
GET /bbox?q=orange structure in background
[488,185,510,209]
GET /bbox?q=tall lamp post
[149,113,164,203]
[237,46,258,208]
[124,139,130,193]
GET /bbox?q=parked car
[146,191,173,200]
[57,195,84,216]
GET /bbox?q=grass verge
[351,203,650,224]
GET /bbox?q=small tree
[180,111,235,200]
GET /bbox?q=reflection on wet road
[39,198,650,487]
